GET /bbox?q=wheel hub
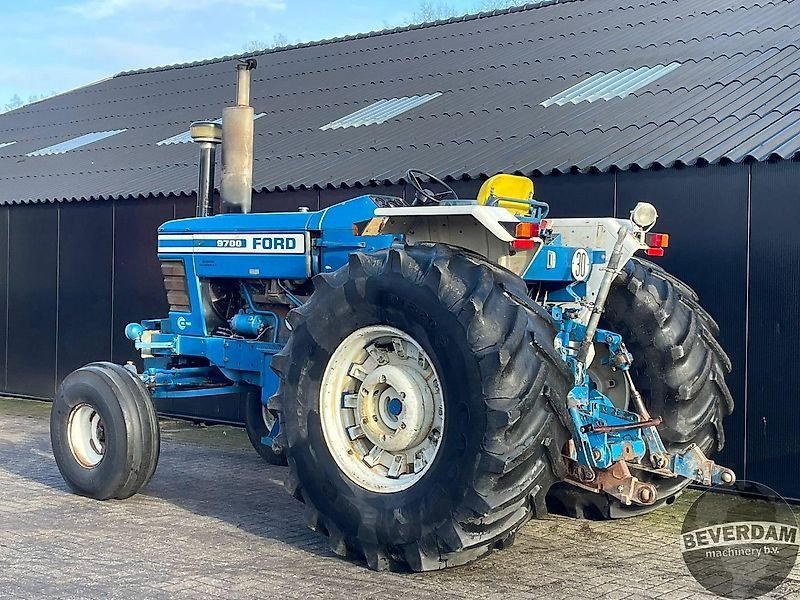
[386,397,403,417]
[357,364,435,453]
[67,403,106,468]
[319,325,445,493]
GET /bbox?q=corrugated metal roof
[0,0,798,204]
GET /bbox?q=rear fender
[367,205,535,274]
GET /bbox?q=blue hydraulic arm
[549,226,735,506]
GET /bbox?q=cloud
[69,0,287,20]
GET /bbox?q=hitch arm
[582,416,662,434]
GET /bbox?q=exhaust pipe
[190,121,222,217]
[221,58,258,214]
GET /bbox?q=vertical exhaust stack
[221,58,258,213]
[190,121,222,217]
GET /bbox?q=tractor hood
[158,194,383,235]
[159,211,315,234]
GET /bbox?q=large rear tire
[271,244,571,571]
[547,257,733,519]
[50,362,160,500]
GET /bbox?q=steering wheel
[406,169,458,206]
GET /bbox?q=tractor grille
[161,260,191,312]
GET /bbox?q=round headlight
[631,202,658,229]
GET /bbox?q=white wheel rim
[319,325,445,493]
[588,343,630,410]
[67,403,106,468]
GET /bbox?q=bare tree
[405,1,539,25]
[406,2,459,24]
[474,0,533,10]
[3,94,23,113]
[3,92,55,114]
[242,33,292,53]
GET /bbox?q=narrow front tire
[50,362,160,500]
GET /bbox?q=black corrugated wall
[746,161,800,495]
[0,160,796,497]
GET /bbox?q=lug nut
[721,471,735,484]
[639,487,654,503]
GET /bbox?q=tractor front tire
[547,257,733,519]
[50,362,160,500]
[272,244,571,571]
[243,387,286,465]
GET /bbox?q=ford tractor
[50,61,735,571]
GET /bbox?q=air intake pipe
[190,121,222,217]
[221,58,257,213]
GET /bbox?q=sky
[0,0,486,105]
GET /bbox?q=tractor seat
[477,174,535,215]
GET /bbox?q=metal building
[0,0,798,497]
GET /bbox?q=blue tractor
[50,62,735,571]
